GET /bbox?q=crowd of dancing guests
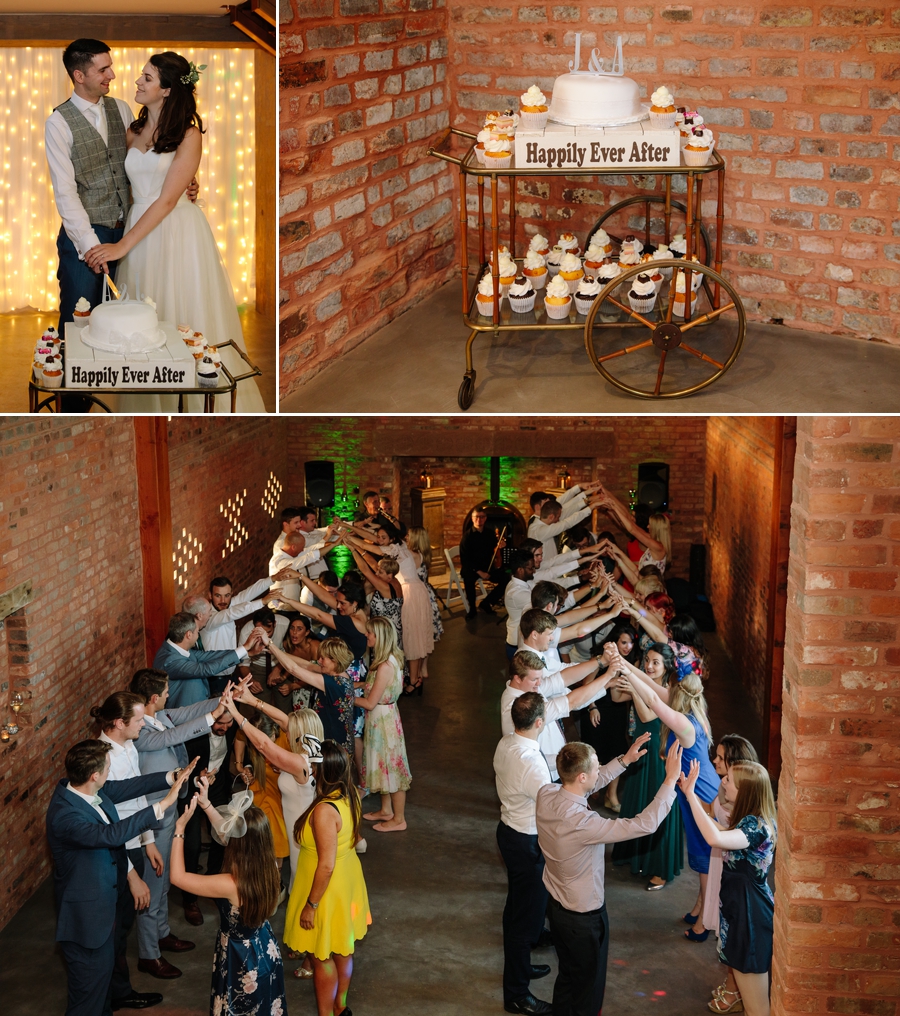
[492,482,776,1016]
[47,501,442,1016]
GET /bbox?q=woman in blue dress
[612,651,720,940]
[679,758,777,1016]
[170,778,288,1016]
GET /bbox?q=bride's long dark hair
[131,51,206,154]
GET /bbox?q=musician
[459,508,510,619]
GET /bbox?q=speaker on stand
[636,462,669,512]
[304,461,336,511]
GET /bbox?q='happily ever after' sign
[513,127,680,170]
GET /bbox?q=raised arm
[617,655,671,703]
[273,596,336,630]
[598,491,666,560]
[620,668,695,747]
[298,574,340,609]
[170,795,238,901]
[349,547,392,597]
[679,761,750,849]
[224,692,311,783]
[251,631,326,692]
[622,602,668,643]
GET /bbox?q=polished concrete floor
[0,306,276,414]
[2,597,759,1016]
[282,280,900,413]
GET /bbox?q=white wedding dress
[112,148,266,412]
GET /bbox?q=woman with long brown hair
[170,778,286,1015]
[284,740,371,1016]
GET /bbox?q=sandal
[684,927,710,942]
[292,965,314,979]
[684,912,699,925]
[708,989,743,1013]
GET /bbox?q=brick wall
[0,417,145,930]
[284,415,707,576]
[705,417,779,716]
[447,0,900,344]
[279,0,457,397]
[773,416,900,1016]
[167,419,290,600]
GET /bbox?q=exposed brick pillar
[773,416,900,1016]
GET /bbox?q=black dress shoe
[504,994,553,1015]
[530,963,551,979]
[112,992,164,1010]
[479,601,495,614]
[465,610,477,620]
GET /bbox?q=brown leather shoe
[137,957,182,979]
[183,902,203,926]
[158,934,195,953]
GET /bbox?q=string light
[0,45,256,313]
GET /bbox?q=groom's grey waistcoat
[54,95,130,227]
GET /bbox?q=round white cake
[82,300,166,354]
[548,73,646,126]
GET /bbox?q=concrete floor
[282,280,900,413]
[2,600,759,1016]
[0,306,277,414]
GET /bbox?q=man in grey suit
[153,611,260,709]
[46,740,194,1016]
[130,669,235,979]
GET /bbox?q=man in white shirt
[269,533,323,601]
[504,550,537,658]
[272,506,336,580]
[493,693,554,1016]
[527,483,600,527]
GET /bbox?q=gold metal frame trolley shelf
[428,127,744,408]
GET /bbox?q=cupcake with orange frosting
[558,251,584,295]
[649,86,677,129]
[543,273,573,319]
[483,137,512,169]
[522,249,549,290]
[519,84,549,130]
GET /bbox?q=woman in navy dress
[680,759,777,1016]
[170,780,288,1016]
[612,652,720,940]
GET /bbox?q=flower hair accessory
[180,61,206,86]
[211,782,254,845]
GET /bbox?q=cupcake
[475,128,491,165]
[596,258,623,297]
[651,243,675,280]
[33,355,46,382]
[649,85,677,129]
[628,273,658,314]
[192,342,208,365]
[483,137,512,170]
[584,241,611,272]
[574,275,602,316]
[618,241,643,270]
[558,251,585,295]
[543,273,572,319]
[177,323,194,339]
[197,355,220,389]
[680,111,704,149]
[641,254,665,293]
[545,245,565,276]
[528,233,550,257]
[522,249,549,290]
[41,326,59,343]
[208,345,223,369]
[669,233,687,258]
[497,255,518,298]
[184,330,206,350]
[73,297,91,323]
[683,127,713,166]
[519,84,550,130]
[508,275,536,313]
[42,358,63,388]
[586,227,613,257]
[672,270,696,319]
[557,232,580,257]
[475,273,499,316]
[489,245,511,263]
[684,255,704,292]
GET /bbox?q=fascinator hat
[211,778,255,846]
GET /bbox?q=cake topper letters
[568,32,625,77]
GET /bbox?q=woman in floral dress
[354,617,412,832]
[170,778,288,1016]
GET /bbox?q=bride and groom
[44,38,265,411]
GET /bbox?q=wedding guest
[270,533,318,601]
[493,693,553,1016]
[46,739,194,1016]
[278,576,369,665]
[459,507,510,618]
[233,712,291,868]
[504,550,538,659]
[283,740,371,1016]
[536,739,683,1016]
[237,607,288,705]
[267,615,322,709]
[597,488,671,575]
[406,525,444,679]
[170,792,287,1016]
[272,506,305,557]
[527,493,603,565]
[349,545,404,648]
[680,760,777,1016]
[353,490,382,524]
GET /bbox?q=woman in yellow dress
[284,740,371,1016]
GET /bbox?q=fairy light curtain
[0,45,255,314]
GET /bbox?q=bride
[85,51,265,412]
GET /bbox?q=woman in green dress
[611,642,684,889]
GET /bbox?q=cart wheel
[584,261,745,399]
[458,372,476,410]
[586,195,712,266]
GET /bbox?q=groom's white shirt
[45,92,134,260]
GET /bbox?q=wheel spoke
[679,341,725,369]
[604,295,656,329]
[597,338,654,362]
[678,302,736,333]
[653,349,667,396]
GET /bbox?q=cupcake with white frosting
[545,246,565,277]
[586,227,613,258]
[672,269,697,319]
[497,255,518,298]
[543,273,572,319]
[197,354,220,389]
[669,234,688,258]
[42,357,63,388]
[574,275,602,316]
[489,245,511,263]
[628,273,658,314]
[557,232,581,257]
[528,234,550,257]
[558,251,584,295]
[73,297,92,323]
[584,240,611,272]
[508,275,536,313]
[522,249,549,290]
[649,85,677,129]
[483,137,512,169]
[475,273,499,316]
[651,243,675,280]
[475,127,492,165]
[519,84,549,129]
[683,127,714,166]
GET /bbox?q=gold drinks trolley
[428,127,744,408]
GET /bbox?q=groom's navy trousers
[56,223,123,333]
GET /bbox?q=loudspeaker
[690,544,707,594]
[304,461,335,508]
[637,462,669,512]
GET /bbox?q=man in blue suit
[46,739,195,1016]
[152,611,261,708]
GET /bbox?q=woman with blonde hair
[610,648,720,941]
[354,617,412,832]
[596,487,671,573]
[406,525,444,652]
[681,759,776,1016]
[233,713,290,865]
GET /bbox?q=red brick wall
[167,419,290,600]
[284,415,707,576]
[773,416,900,1016]
[279,0,457,397]
[705,416,779,716]
[447,1,900,344]
[0,417,145,930]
